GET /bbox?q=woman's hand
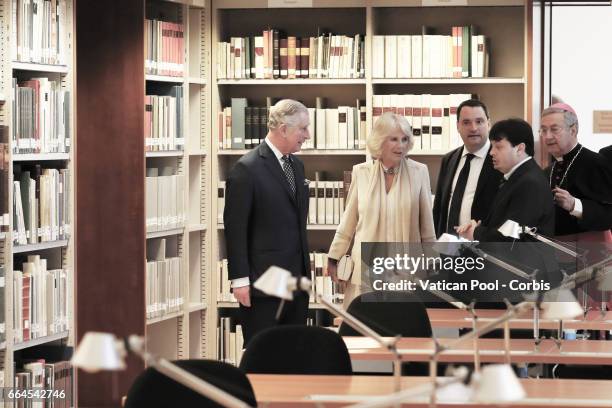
[327,258,339,282]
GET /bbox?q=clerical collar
[555,143,581,162]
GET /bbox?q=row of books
[145,19,185,77]
[218,317,244,367]
[12,78,71,154]
[218,97,367,151]
[11,0,69,65]
[372,93,473,152]
[145,255,183,320]
[145,87,184,152]
[13,255,68,344]
[14,359,73,408]
[13,166,71,246]
[0,266,5,344]
[372,27,488,79]
[145,168,186,233]
[307,171,351,225]
[216,253,343,305]
[0,127,9,228]
[309,252,344,304]
[217,32,365,79]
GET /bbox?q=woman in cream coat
[327,112,436,305]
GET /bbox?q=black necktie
[281,155,296,197]
[447,153,475,233]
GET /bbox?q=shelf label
[268,0,313,7]
[422,0,468,5]
[593,110,612,133]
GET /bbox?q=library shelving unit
[0,0,76,390]
[144,0,212,363]
[209,0,531,363]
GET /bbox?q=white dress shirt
[448,140,490,226]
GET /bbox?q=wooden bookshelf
[208,0,531,362]
[2,0,76,392]
[144,0,212,364]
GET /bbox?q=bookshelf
[144,0,211,364]
[209,0,531,363]
[1,0,76,394]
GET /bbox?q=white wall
[550,6,612,152]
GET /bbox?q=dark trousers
[239,291,309,346]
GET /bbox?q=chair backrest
[239,325,353,375]
[125,359,257,408]
[338,291,432,338]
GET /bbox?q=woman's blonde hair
[367,112,414,159]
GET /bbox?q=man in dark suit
[457,119,556,304]
[433,99,503,237]
[540,103,612,240]
[457,118,554,242]
[224,99,311,344]
[600,145,612,162]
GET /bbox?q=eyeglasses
[538,122,575,136]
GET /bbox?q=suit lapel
[485,158,533,223]
[474,149,495,200]
[441,147,463,211]
[259,142,298,206]
[291,155,305,209]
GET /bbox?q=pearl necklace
[549,145,583,188]
[382,164,398,175]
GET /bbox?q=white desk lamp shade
[433,233,467,256]
[472,364,525,403]
[71,332,126,373]
[540,289,583,320]
[253,266,296,300]
[497,220,522,239]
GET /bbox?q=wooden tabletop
[344,336,612,365]
[333,309,612,331]
[248,374,612,407]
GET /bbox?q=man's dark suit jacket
[472,158,556,304]
[433,145,503,236]
[224,141,309,297]
[474,158,555,242]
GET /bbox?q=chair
[338,291,433,375]
[124,359,257,408]
[339,291,432,338]
[239,325,353,375]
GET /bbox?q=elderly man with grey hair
[224,99,311,344]
[540,102,612,241]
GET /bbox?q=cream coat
[328,158,436,286]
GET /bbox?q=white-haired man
[540,103,612,240]
[224,99,311,344]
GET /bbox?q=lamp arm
[470,247,534,280]
[442,301,532,352]
[345,368,468,408]
[559,255,612,290]
[521,227,581,259]
[127,336,251,408]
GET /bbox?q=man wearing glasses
[540,103,612,241]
